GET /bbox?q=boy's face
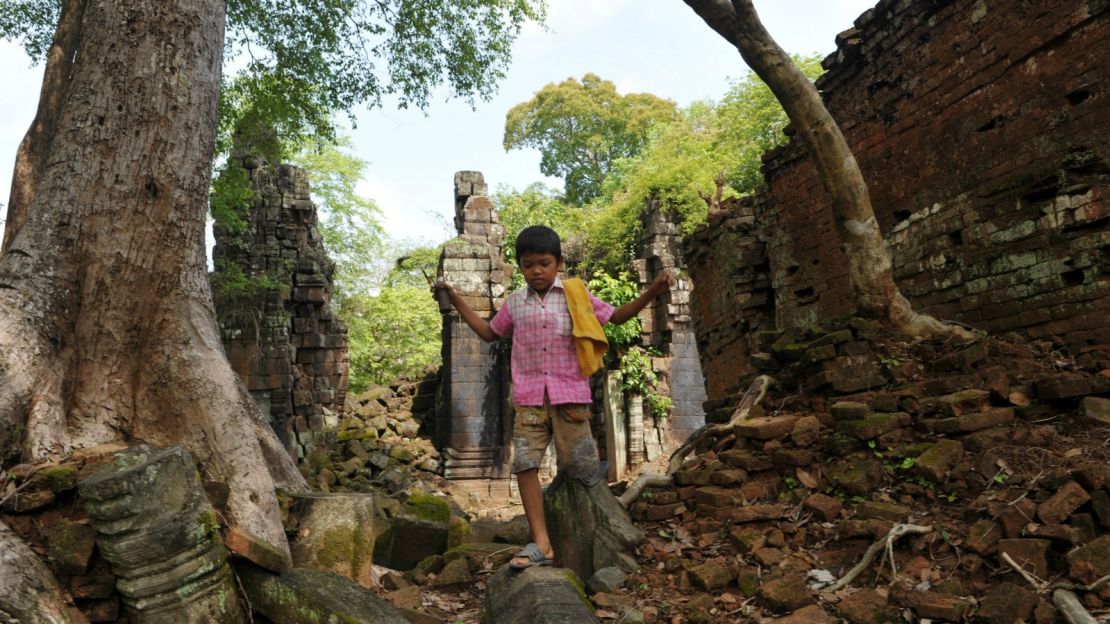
[519,252,560,295]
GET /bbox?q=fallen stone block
[689,561,735,591]
[998,539,1050,579]
[1079,396,1110,425]
[485,565,599,624]
[373,492,450,570]
[236,563,408,623]
[757,574,814,613]
[837,588,897,624]
[545,473,643,583]
[937,389,990,416]
[289,492,382,588]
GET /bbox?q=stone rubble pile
[298,373,443,496]
[616,317,1110,623]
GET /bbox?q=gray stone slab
[237,564,408,623]
[485,566,599,624]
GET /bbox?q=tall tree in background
[683,0,972,339]
[504,73,677,204]
[0,0,544,588]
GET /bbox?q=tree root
[666,375,772,475]
[616,375,773,509]
[0,519,88,624]
[617,474,673,509]
[1053,589,1098,624]
[824,523,933,592]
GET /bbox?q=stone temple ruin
[211,156,349,462]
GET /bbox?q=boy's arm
[435,282,500,342]
[609,271,676,325]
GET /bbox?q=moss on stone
[314,528,356,573]
[562,569,594,610]
[37,465,78,493]
[447,515,471,549]
[405,492,449,524]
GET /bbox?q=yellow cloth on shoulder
[562,277,609,378]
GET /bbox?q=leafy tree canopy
[503,73,677,205]
[2,0,547,157]
[342,281,440,391]
[580,56,824,274]
[291,134,384,302]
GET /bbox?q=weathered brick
[911,439,964,482]
[1066,535,1110,584]
[689,561,735,591]
[998,539,1051,579]
[924,408,1014,434]
[802,493,843,522]
[890,588,969,622]
[1037,481,1090,525]
[976,582,1038,624]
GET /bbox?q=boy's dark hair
[515,225,562,261]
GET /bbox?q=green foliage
[209,159,255,234]
[291,134,384,301]
[586,271,641,350]
[647,392,672,420]
[3,0,546,163]
[387,245,442,288]
[619,346,672,420]
[342,282,441,391]
[0,0,55,61]
[504,74,677,205]
[619,347,656,395]
[571,57,824,275]
[221,0,545,152]
[714,55,824,193]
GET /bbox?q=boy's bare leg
[512,468,553,566]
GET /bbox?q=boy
[435,225,673,569]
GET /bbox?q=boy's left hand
[651,270,676,296]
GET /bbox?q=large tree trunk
[1,0,87,254]
[683,0,973,340]
[0,0,305,568]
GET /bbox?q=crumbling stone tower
[632,202,707,443]
[211,157,349,461]
[436,172,513,480]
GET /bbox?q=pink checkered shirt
[489,277,615,406]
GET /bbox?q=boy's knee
[564,435,599,479]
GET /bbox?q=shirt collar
[526,276,563,300]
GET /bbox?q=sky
[0,0,878,254]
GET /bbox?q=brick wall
[686,0,1109,403]
[684,198,775,402]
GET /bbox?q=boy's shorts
[511,399,599,479]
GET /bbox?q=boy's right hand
[432,279,455,311]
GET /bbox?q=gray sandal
[510,543,553,569]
